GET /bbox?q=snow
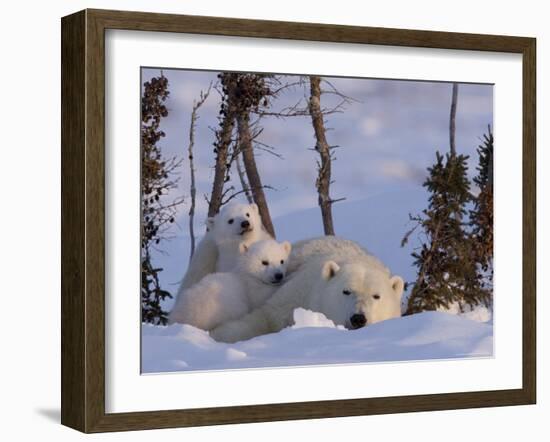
[463,307,492,323]
[292,307,345,329]
[144,188,494,374]
[437,302,493,323]
[225,348,248,361]
[141,310,493,373]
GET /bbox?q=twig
[187,82,212,259]
[235,153,254,204]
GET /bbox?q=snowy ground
[145,188,493,374]
[141,309,493,373]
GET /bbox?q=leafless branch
[187,82,212,258]
[220,184,276,206]
[237,112,276,237]
[449,83,458,156]
[235,153,254,204]
[309,76,340,235]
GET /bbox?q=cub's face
[206,203,262,240]
[313,261,404,329]
[238,240,292,286]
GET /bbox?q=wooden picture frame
[61,8,536,433]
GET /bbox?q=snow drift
[141,309,493,373]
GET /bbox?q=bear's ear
[282,241,292,255]
[250,203,259,213]
[239,243,249,254]
[390,275,404,298]
[322,261,340,281]
[206,217,215,231]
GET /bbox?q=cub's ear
[239,243,249,254]
[322,261,340,281]
[206,217,215,231]
[390,275,404,298]
[282,241,292,255]
[250,203,259,213]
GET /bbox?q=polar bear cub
[174,203,272,298]
[168,239,292,331]
[207,203,273,273]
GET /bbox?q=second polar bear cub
[168,239,292,331]
[175,202,272,293]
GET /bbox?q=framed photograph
[61,9,536,433]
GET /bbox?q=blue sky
[141,68,493,309]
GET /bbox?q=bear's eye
[280,259,284,264]
[262,260,269,266]
[372,294,381,300]
[228,219,234,224]
[246,213,250,218]
[342,289,351,296]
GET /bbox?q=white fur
[168,239,292,330]
[210,236,404,343]
[169,203,272,324]
[288,236,383,273]
[208,202,273,272]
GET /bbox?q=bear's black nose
[241,220,250,229]
[274,272,283,281]
[350,313,366,329]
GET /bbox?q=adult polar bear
[210,236,404,343]
[168,202,271,325]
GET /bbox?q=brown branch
[401,214,421,247]
[269,79,304,96]
[449,83,458,156]
[309,76,340,236]
[330,197,347,204]
[257,105,345,119]
[208,102,236,217]
[187,83,211,258]
[237,112,276,238]
[254,144,284,159]
[321,79,361,105]
[220,184,276,206]
[235,153,254,204]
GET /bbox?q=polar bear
[287,235,377,273]
[170,202,272,321]
[168,239,292,330]
[210,236,404,343]
[206,203,273,273]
